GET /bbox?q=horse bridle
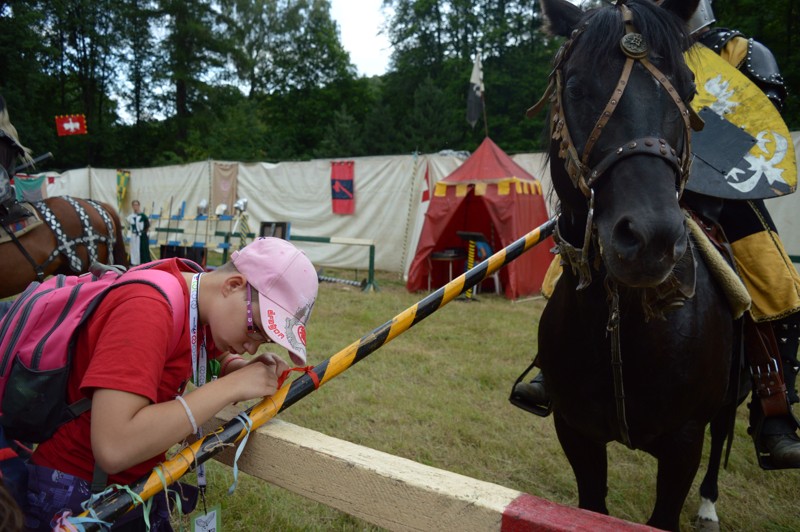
[531,4,699,199]
[528,2,702,290]
[528,2,703,449]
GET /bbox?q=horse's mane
[569,1,695,97]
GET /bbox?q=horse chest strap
[605,279,634,449]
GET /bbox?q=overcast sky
[329,0,392,77]
[328,1,585,77]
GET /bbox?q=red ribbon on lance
[55,114,88,136]
[331,161,355,215]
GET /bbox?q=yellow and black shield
[684,43,796,199]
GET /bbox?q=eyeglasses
[245,283,269,342]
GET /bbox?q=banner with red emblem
[55,114,88,136]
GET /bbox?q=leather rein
[529,3,702,448]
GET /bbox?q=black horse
[535,1,739,530]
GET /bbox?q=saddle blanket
[0,203,43,244]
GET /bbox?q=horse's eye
[565,78,585,100]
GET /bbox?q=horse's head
[538,0,700,287]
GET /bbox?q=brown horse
[0,196,128,298]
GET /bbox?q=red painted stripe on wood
[501,493,656,531]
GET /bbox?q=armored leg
[774,312,800,404]
[746,318,800,469]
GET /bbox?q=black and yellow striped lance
[78,216,557,529]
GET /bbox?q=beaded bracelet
[220,355,245,376]
[175,395,198,434]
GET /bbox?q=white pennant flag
[466,52,484,128]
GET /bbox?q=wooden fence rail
[203,406,653,532]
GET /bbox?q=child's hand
[251,352,291,377]
[225,352,290,401]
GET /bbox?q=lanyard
[189,273,207,388]
[189,273,209,490]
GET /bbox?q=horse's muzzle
[603,216,688,287]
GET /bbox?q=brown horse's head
[541,0,700,287]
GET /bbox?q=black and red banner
[331,161,355,215]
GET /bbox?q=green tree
[117,0,162,124]
[403,75,457,152]
[316,105,364,158]
[0,1,58,160]
[185,86,269,161]
[223,0,355,97]
[713,0,799,128]
[158,0,234,148]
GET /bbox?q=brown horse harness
[528,3,703,448]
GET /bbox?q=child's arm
[90,354,290,474]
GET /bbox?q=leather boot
[757,416,800,469]
[512,372,551,414]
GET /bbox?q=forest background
[0,0,797,172]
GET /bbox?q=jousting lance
[77,216,558,529]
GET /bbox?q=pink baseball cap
[231,237,318,365]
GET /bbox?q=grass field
[164,265,800,531]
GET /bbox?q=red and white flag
[55,114,88,136]
[420,166,431,203]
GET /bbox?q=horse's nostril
[672,232,688,262]
[612,217,645,260]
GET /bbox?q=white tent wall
[239,154,467,273]
[238,156,420,272]
[38,132,799,273]
[43,155,466,274]
[762,131,800,268]
[47,167,91,199]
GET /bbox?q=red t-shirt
[32,260,220,485]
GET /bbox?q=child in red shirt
[24,237,318,531]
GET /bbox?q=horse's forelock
[568,8,622,71]
[630,1,695,84]
[568,0,693,89]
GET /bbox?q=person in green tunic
[127,199,152,266]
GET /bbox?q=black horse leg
[648,426,706,531]
[553,414,609,515]
[694,407,733,530]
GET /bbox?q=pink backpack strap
[111,270,187,354]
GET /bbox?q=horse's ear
[541,0,584,38]
[658,0,702,23]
